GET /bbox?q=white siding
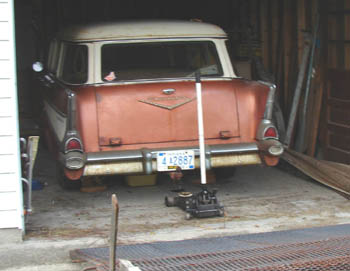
[0,192,18,210]
[0,60,11,79]
[0,22,10,40]
[0,0,24,231]
[0,3,10,21]
[0,78,13,97]
[0,210,20,228]
[0,116,16,135]
[0,154,17,173]
[0,41,11,60]
[0,173,17,192]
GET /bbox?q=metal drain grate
[252,256,350,271]
[130,237,350,271]
[134,256,350,271]
[72,236,350,270]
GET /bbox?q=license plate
[157,150,195,171]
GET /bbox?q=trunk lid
[95,80,240,146]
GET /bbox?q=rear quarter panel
[233,79,269,142]
[75,86,100,152]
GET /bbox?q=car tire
[56,163,82,190]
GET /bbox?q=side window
[59,43,88,84]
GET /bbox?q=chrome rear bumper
[82,141,283,176]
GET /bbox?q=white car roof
[59,20,227,42]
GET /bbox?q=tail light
[65,138,83,152]
[264,127,277,139]
[257,119,283,156]
[64,137,84,169]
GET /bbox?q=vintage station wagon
[35,20,283,188]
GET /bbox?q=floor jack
[164,73,224,219]
[165,187,224,220]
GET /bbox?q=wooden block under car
[126,174,157,187]
[80,176,107,193]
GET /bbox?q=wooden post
[109,194,119,271]
[306,68,324,157]
[284,33,312,147]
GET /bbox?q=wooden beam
[308,0,329,156]
[324,160,350,175]
[306,66,324,157]
[304,0,323,157]
[283,149,350,196]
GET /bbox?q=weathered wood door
[324,69,350,164]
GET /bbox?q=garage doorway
[14,0,350,240]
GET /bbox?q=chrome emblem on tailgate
[163,88,176,95]
[139,96,195,110]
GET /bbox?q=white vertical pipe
[195,73,207,185]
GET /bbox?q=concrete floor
[27,146,350,243]
[6,145,349,270]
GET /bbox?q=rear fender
[255,82,283,165]
[60,88,85,180]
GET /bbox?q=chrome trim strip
[258,81,276,120]
[66,89,77,131]
[208,143,258,154]
[86,149,144,162]
[85,143,259,163]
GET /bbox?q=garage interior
[13,0,350,260]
